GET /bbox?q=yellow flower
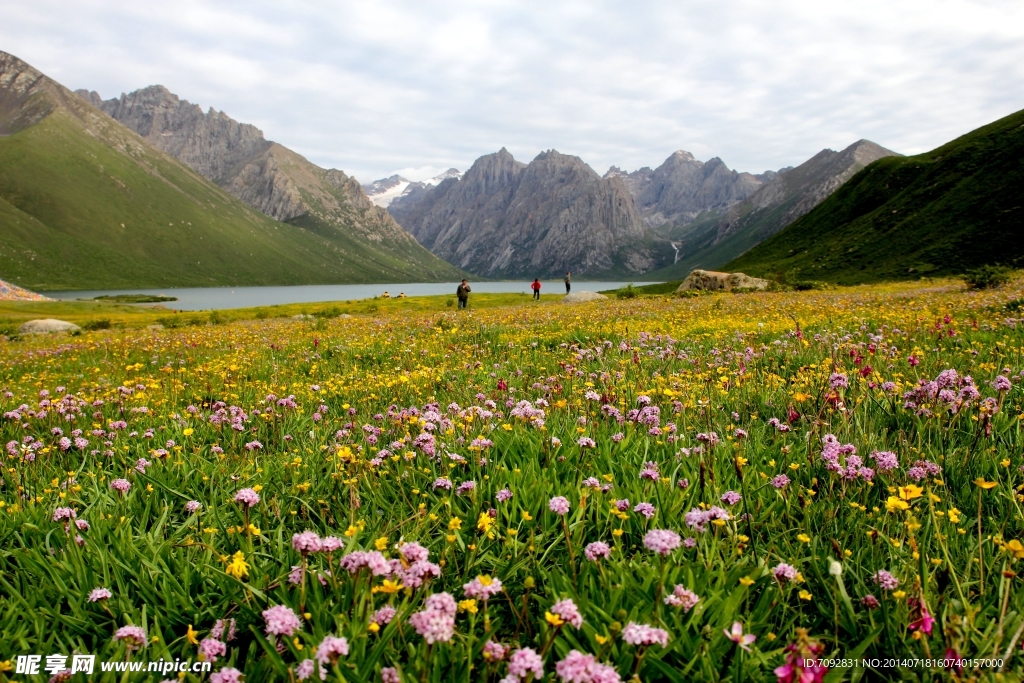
[739,577,754,586]
[293,637,303,650]
[522,510,533,522]
[375,536,389,550]
[0,661,12,673]
[186,624,199,645]
[458,599,479,614]
[892,590,907,600]
[974,478,998,490]
[885,496,910,513]
[798,590,813,601]
[545,612,565,627]
[448,517,463,531]
[948,508,961,524]
[477,512,495,534]
[374,579,403,594]
[344,525,359,537]
[612,528,624,538]
[797,534,811,543]
[594,634,609,645]
[224,551,249,579]
[183,428,194,436]
[368,622,380,633]
[1001,459,1011,468]
[1006,539,1024,559]
[898,484,924,501]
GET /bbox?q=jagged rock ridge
[391,148,674,277]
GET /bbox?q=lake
[47,281,659,311]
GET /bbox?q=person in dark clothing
[456,280,471,309]
[564,271,571,293]
[531,278,541,300]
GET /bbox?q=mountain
[643,139,897,281]
[363,168,462,208]
[725,109,1024,283]
[390,148,674,277]
[77,83,464,283]
[605,152,775,228]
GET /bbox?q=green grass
[0,108,465,291]
[725,107,1024,284]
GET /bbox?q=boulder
[677,269,769,292]
[292,314,315,320]
[561,291,609,304]
[18,319,81,334]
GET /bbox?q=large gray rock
[390,148,674,278]
[677,270,769,292]
[18,319,81,334]
[561,291,608,304]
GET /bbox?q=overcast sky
[3,0,1022,183]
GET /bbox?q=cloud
[2,0,1022,182]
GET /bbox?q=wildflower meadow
[1,279,1023,682]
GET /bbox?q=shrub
[81,319,111,331]
[963,265,1011,289]
[616,284,638,300]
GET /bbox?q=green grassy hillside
[0,52,466,291]
[725,108,1024,283]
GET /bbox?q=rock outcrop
[19,319,80,334]
[561,291,608,304]
[677,270,769,292]
[391,149,674,277]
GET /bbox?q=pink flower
[424,592,458,616]
[210,667,243,683]
[315,635,350,665]
[198,637,226,662]
[773,563,798,584]
[185,500,203,513]
[88,587,112,602]
[399,542,430,563]
[381,668,400,683]
[584,541,611,561]
[774,630,826,683]
[263,605,302,637]
[292,531,322,554]
[622,622,669,648]
[110,478,131,494]
[872,570,899,591]
[483,640,509,662]
[295,659,315,681]
[643,529,681,555]
[408,607,455,644]
[908,598,935,635]
[52,507,76,521]
[555,650,622,683]
[633,502,656,519]
[113,625,147,652]
[550,598,583,628]
[724,622,755,652]
[372,605,397,626]
[549,496,571,515]
[663,585,700,611]
[463,575,504,601]
[507,648,544,680]
[234,488,260,507]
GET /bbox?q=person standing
[564,271,571,294]
[456,279,471,309]
[531,278,542,300]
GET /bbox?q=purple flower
[577,437,596,448]
[482,640,508,662]
[295,659,315,681]
[463,575,504,601]
[861,594,880,609]
[433,477,452,490]
[549,496,571,515]
[496,488,513,502]
[554,650,621,683]
[643,529,682,556]
[409,605,455,643]
[456,480,477,495]
[872,570,899,591]
[88,587,112,602]
[263,605,302,637]
[829,373,849,389]
[622,622,669,648]
[993,375,1012,392]
[372,605,397,626]
[633,502,656,519]
[870,450,899,473]
[614,498,630,511]
[381,667,400,683]
[53,507,76,522]
[584,541,612,561]
[720,491,741,506]
[771,474,790,489]
[773,563,798,583]
[185,500,203,513]
[234,488,260,507]
[110,479,131,494]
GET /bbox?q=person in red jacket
[531,278,541,300]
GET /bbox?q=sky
[2,0,1022,184]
